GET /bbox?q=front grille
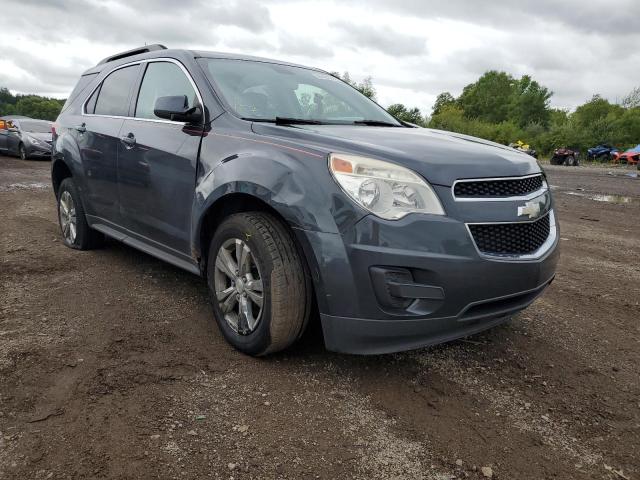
[469,214,550,256]
[454,175,543,198]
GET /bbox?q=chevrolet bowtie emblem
[518,200,542,219]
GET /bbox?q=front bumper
[321,278,553,354]
[27,144,53,158]
[299,205,559,355]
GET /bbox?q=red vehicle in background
[612,145,640,166]
[550,147,580,166]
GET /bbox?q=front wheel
[19,144,27,160]
[207,212,311,356]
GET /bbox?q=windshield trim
[197,58,404,128]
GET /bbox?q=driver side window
[135,62,198,120]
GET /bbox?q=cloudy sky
[2,0,639,114]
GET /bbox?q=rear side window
[94,65,139,117]
[135,62,198,120]
[62,73,97,112]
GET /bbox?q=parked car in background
[550,147,580,166]
[587,144,619,162]
[0,117,53,160]
[52,45,558,356]
[612,145,640,165]
[509,140,538,159]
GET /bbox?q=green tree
[509,75,552,127]
[458,71,514,123]
[621,86,640,109]
[432,92,455,116]
[13,96,64,121]
[573,95,623,128]
[0,87,65,120]
[332,72,376,100]
[387,103,426,126]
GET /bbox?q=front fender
[192,128,367,249]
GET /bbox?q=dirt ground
[1,155,639,480]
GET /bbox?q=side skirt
[87,216,201,276]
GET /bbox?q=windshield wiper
[351,120,401,127]
[241,117,325,125]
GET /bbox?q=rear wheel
[563,155,576,166]
[57,178,104,250]
[207,212,311,356]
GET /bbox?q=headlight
[28,136,44,146]
[328,153,445,220]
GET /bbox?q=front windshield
[200,58,401,126]
[20,121,52,133]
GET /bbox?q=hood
[25,132,52,142]
[251,124,540,186]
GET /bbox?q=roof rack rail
[97,44,167,65]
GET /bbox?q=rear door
[79,64,140,225]
[117,60,203,254]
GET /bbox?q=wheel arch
[51,158,74,196]
[196,191,324,314]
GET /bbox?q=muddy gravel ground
[1,155,639,480]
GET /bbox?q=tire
[57,177,104,250]
[207,212,311,356]
[563,155,575,166]
[19,143,27,160]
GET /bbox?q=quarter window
[93,65,139,117]
[135,62,198,120]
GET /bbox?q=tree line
[0,87,65,121]
[339,71,640,156]
[3,71,639,156]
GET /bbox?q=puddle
[0,182,51,192]
[564,191,635,204]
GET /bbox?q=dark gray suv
[52,45,559,355]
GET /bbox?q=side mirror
[154,95,202,124]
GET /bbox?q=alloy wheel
[214,238,264,335]
[59,190,77,244]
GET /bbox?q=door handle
[75,123,86,133]
[120,133,136,149]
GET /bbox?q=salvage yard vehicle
[0,117,53,160]
[51,45,559,356]
[508,140,538,159]
[550,147,580,166]
[587,144,618,162]
[612,145,640,165]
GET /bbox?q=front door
[117,60,202,255]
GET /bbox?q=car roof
[82,47,324,76]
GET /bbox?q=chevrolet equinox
[52,45,559,355]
